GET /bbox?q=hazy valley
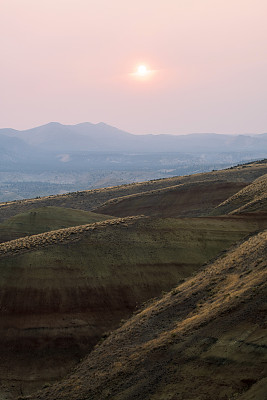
[1,123,267,202]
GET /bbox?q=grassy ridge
[212,173,267,215]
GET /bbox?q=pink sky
[1,0,267,134]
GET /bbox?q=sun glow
[130,64,155,81]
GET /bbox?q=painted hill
[1,215,267,398]
[0,206,112,243]
[1,160,267,399]
[93,181,247,218]
[1,160,267,223]
[23,229,267,400]
[212,173,267,215]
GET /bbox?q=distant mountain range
[1,122,267,202]
[1,121,267,153]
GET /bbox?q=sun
[129,63,155,81]
[137,65,149,76]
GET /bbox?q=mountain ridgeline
[0,160,266,400]
[1,122,267,152]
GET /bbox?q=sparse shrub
[42,383,51,389]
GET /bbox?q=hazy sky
[1,0,267,134]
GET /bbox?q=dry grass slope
[23,230,267,400]
[0,216,136,257]
[212,173,267,215]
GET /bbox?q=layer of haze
[1,0,267,134]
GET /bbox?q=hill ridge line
[131,228,267,326]
[0,215,142,257]
[138,230,267,347]
[213,173,267,215]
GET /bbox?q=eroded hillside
[23,230,267,400]
[0,160,267,400]
[93,181,247,217]
[1,215,267,398]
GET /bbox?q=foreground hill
[25,229,267,400]
[0,206,112,243]
[1,160,267,399]
[1,160,267,223]
[212,173,267,215]
[1,215,267,398]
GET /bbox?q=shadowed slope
[25,230,267,400]
[93,181,246,218]
[1,160,267,222]
[1,216,267,397]
[212,173,267,215]
[0,206,113,243]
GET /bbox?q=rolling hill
[1,215,267,398]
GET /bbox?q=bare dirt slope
[1,215,267,398]
[1,160,266,222]
[23,230,267,400]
